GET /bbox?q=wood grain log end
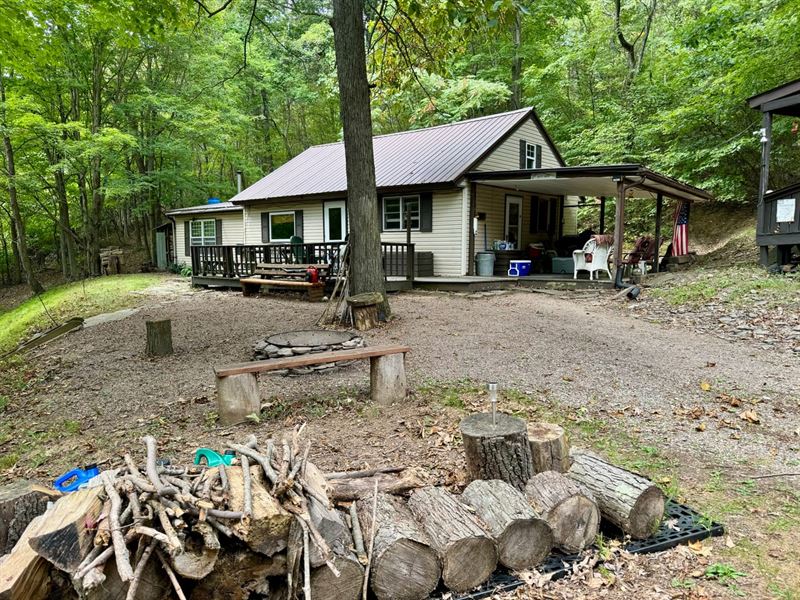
[497,518,553,571]
[372,538,441,600]
[441,536,497,593]
[630,486,666,539]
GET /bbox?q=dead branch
[102,472,134,582]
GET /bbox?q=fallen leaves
[739,410,760,424]
[699,381,712,392]
[688,540,713,557]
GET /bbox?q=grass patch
[0,273,166,353]
[650,267,800,307]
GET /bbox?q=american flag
[673,201,690,256]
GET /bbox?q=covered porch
[467,164,713,279]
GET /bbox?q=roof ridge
[304,107,532,150]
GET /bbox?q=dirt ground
[2,277,798,598]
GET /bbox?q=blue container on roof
[207,197,221,204]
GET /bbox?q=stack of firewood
[0,417,668,600]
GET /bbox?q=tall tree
[332,0,389,314]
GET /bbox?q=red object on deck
[305,266,319,283]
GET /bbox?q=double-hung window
[269,211,296,242]
[190,219,217,246]
[524,142,538,169]
[382,195,420,231]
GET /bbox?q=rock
[277,348,294,357]
[292,347,312,355]
[254,341,268,351]
[265,344,280,354]
[342,340,360,348]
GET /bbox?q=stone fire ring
[253,329,365,375]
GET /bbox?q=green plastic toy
[194,448,235,467]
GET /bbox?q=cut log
[356,493,441,600]
[216,372,260,426]
[226,465,292,555]
[28,486,104,574]
[461,480,553,570]
[567,450,665,539]
[145,319,173,357]
[370,353,407,405]
[326,468,424,502]
[0,511,53,600]
[460,412,534,491]
[189,550,286,600]
[0,481,60,554]
[524,471,599,553]
[309,552,364,600]
[407,487,497,593]
[527,422,571,474]
[347,292,382,331]
[307,500,349,568]
[171,526,219,580]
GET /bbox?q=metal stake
[487,382,498,425]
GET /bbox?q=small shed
[748,79,800,265]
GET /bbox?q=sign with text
[776,198,796,223]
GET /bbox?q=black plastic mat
[439,500,724,600]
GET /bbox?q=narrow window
[525,143,538,169]
[383,195,420,231]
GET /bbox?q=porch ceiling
[468,164,713,203]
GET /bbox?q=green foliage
[650,268,800,306]
[0,273,165,352]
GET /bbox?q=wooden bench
[214,344,411,424]
[239,263,332,301]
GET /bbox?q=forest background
[1,0,798,286]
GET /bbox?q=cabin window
[190,219,217,246]
[524,143,538,169]
[269,211,296,242]
[383,195,420,231]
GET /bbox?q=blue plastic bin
[508,260,532,277]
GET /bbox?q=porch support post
[467,181,477,275]
[653,193,663,271]
[614,180,625,268]
[599,196,606,233]
[757,111,772,266]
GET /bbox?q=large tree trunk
[0,69,44,294]
[568,450,665,539]
[510,10,522,110]
[461,479,552,570]
[331,0,389,317]
[524,470,600,553]
[260,88,274,172]
[356,493,441,600]
[407,487,497,593]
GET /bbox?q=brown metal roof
[231,108,534,202]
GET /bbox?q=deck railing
[191,242,416,282]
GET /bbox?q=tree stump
[370,353,407,405]
[568,450,665,539]
[460,412,534,491]
[145,319,173,356]
[407,486,497,593]
[346,292,383,331]
[216,373,261,426]
[528,422,571,474]
[190,550,286,600]
[524,470,600,553]
[357,493,441,600]
[461,480,553,570]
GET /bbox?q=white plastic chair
[573,238,613,280]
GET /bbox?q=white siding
[474,118,562,172]
[380,189,465,276]
[243,199,325,245]
[173,211,244,265]
[563,197,578,236]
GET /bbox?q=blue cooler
[508,260,532,277]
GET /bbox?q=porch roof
[468,164,713,203]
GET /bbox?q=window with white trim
[269,211,296,242]
[190,219,217,246]
[382,195,420,231]
[524,142,538,169]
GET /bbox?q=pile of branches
[2,427,427,600]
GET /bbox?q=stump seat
[214,344,411,424]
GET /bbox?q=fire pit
[253,329,365,375]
